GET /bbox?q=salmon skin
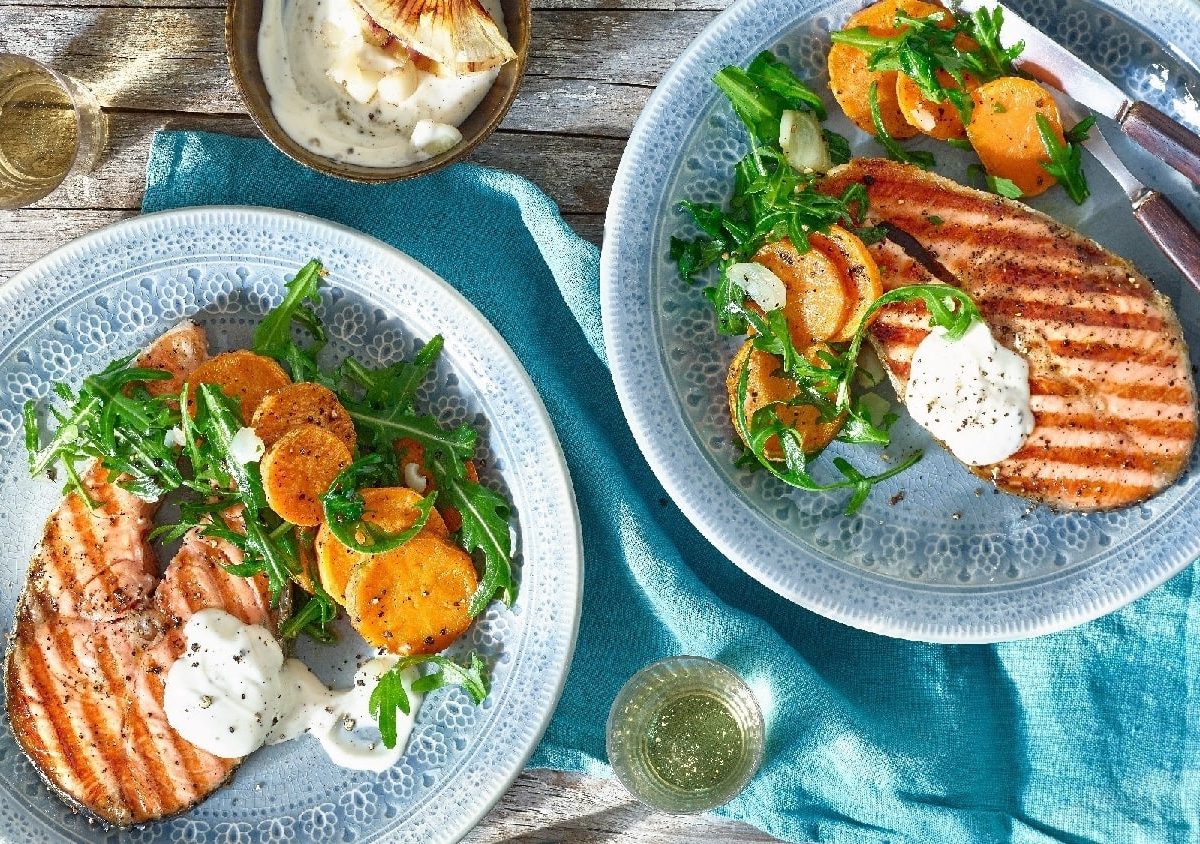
[4,321,277,827]
[821,159,1198,510]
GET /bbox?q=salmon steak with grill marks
[820,158,1198,511]
[4,322,278,827]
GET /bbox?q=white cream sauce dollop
[904,321,1034,466]
[257,0,506,167]
[163,609,420,771]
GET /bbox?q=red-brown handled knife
[955,0,1200,188]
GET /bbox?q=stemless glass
[0,54,106,209]
[606,656,765,814]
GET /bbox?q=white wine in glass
[0,54,105,209]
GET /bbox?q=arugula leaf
[1065,114,1097,144]
[824,129,852,166]
[868,82,936,170]
[1038,113,1092,204]
[196,384,298,602]
[714,66,788,146]
[714,54,827,149]
[670,235,725,284]
[965,7,1024,79]
[321,454,438,553]
[340,334,443,409]
[425,447,516,617]
[24,355,180,502]
[280,570,339,643]
[369,653,490,748]
[745,51,827,120]
[253,259,327,378]
[968,164,1024,199]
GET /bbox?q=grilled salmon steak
[821,159,1198,510]
[4,322,276,826]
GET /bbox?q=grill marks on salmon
[4,321,277,826]
[821,159,1198,510]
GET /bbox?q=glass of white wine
[0,54,106,209]
[606,656,765,814]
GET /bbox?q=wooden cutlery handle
[1133,190,1200,295]
[1121,102,1200,187]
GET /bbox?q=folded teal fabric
[143,130,1200,844]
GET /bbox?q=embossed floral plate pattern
[0,208,582,843]
[602,0,1200,642]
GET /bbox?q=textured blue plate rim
[601,0,1200,644]
[0,205,584,842]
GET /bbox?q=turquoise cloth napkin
[143,130,1200,844]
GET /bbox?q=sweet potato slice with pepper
[345,533,478,654]
[186,350,291,422]
[315,487,449,605]
[966,76,1065,197]
[251,382,357,451]
[727,340,845,460]
[261,425,352,526]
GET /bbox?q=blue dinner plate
[0,208,582,842]
[602,0,1200,642]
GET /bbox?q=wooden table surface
[0,0,782,840]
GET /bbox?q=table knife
[955,0,1200,188]
[1051,91,1200,293]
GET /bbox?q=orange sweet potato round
[315,486,449,606]
[251,382,357,451]
[727,339,845,460]
[752,239,850,344]
[187,350,291,422]
[808,225,884,341]
[966,76,1065,197]
[345,533,478,655]
[261,425,353,527]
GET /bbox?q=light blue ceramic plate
[0,208,582,842]
[602,0,1200,643]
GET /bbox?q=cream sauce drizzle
[163,609,420,771]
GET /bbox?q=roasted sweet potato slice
[753,239,849,344]
[261,425,353,526]
[251,382,357,451]
[186,350,291,422]
[808,225,884,341]
[828,0,945,137]
[965,76,1064,197]
[727,340,845,460]
[314,486,449,606]
[345,533,478,655]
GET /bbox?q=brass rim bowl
[225,0,530,182]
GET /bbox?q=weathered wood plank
[466,770,779,843]
[0,7,708,111]
[14,111,619,215]
[0,209,134,278]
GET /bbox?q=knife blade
[1048,89,1200,293]
[953,0,1200,187]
